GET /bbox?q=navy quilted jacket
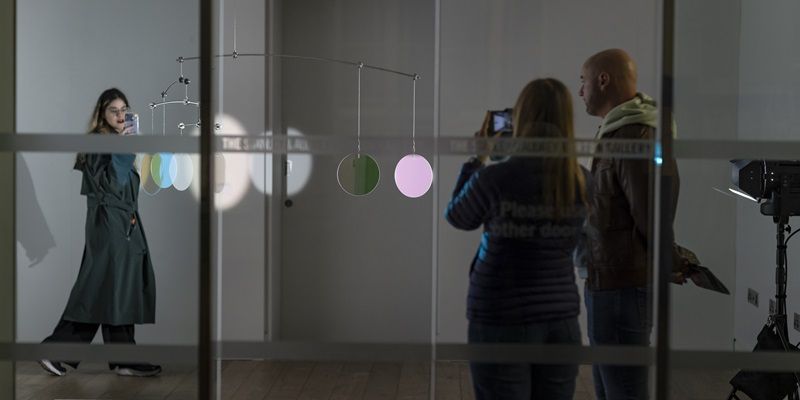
[445,157,587,325]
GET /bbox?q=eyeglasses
[107,107,129,115]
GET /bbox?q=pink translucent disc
[394,154,433,198]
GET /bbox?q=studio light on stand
[728,160,800,400]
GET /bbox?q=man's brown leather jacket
[585,124,680,290]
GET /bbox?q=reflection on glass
[337,153,380,196]
[138,154,162,196]
[186,114,252,209]
[394,154,432,198]
[138,153,194,194]
[171,153,194,191]
[214,154,227,194]
[189,153,250,210]
[151,152,176,189]
[249,128,313,196]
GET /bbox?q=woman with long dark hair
[39,88,161,377]
[445,78,587,399]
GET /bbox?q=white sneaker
[113,364,162,377]
[38,359,66,376]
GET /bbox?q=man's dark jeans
[468,317,581,400]
[585,286,652,400]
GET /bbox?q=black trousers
[42,319,136,369]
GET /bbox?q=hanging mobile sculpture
[394,74,433,198]
[143,4,423,198]
[336,62,380,196]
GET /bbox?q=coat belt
[87,196,136,214]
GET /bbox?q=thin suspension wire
[357,62,363,155]
[365,64,416,77]
[232,0,237,54]
[163,50,420,146]
[159,59,185,99]
[412,74,418,154]
[162,94,166,136]
[196,104,201,136]
[177,53,417,78]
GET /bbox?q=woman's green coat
[62,153,156,325]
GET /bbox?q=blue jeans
[468,318,581,400]
[585,286,652,400]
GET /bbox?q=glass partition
[12,0,202,398]
[213,0,437,397]
[669,0,800,399]
[15,147,201,399]
[8,0,800,399]
[436,0,661,398]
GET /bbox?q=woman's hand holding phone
[474,111,508,164]
[471,112,491,164]
[123,113,139,136]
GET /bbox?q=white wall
[15,0,759,352]
[734,0,800,350]
[16,0,212,345]
[670,0,741,350]
[273,0,670,345]
[214,0,268,343]
[436,0,660,343]
[16,0,272,345]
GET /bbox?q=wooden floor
[14,361,741,399]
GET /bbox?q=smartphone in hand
[489,108,513,137]
[488,108,513,161]
[124,112,139,135]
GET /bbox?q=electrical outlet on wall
[769,299,776,315]
[794,313,800,332]
[748,288,759,308]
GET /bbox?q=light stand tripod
[728,215,800,400]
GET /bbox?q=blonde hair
[512,78,586,218]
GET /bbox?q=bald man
[578,49,680,400]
